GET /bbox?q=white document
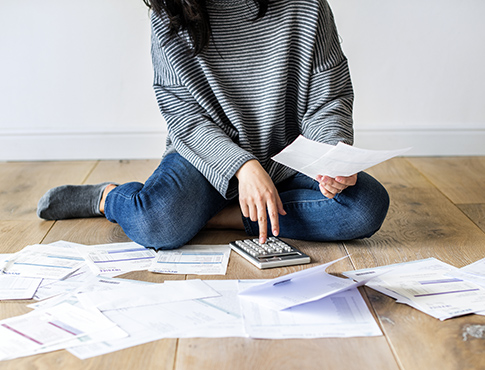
[28,275,154,311]
[448,270,485,290]
[344,258,485,320]
[1,244,85,280]
[272,135,410,178]
[28,322,128,359]
[68,295,237,359]
[0,253,13,269]
[34,264,97,301]
[165,280,247,338]
[47,240,87,249]
[239,281,381,339]
[149,245,230,275]
[238,256,373,311]
[0,275,43,300]
[460,257,485,278]
[0,302,126,361]
[450,258,485,316]
[76,279,220,311]
[76,242,156,276]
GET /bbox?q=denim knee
[105,183,202,250]
[349,172,390,239]
[122,208,195,251]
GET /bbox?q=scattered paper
[0,275,43,300]
[3,238,484,362]
[76,242,157,277]
[1,244,84,280]
[459,257,485,278]
[67,294,237,359]
[448,270,485,290]
[451,258,485,316]
[272,135,410,178]
[165,280,247,338]
[76,279,220,311]
[0,254,13,269]
[33,264,97,301]
[239,281,382,339]
[29,275,155,312]
[0,302,126,361]
[238,256,376,311]
[343,258,485,320]
[149,245,230,275]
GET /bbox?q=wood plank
[0,220,53,253]
[364,290,485,370]
[85,159,160,184]
[43,218,131,246]
[175,337,399,370]
[344,158,485,370]
[177,230,400,370]
[0,161,97,221]
[0,339,178,370]
[458,203,485,234]
[408,157,485,204]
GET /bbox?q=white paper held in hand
[272,135,411,178]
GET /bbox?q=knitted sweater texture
[151,0,354,199]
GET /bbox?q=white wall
[0,0,164,160]
[1,0,484,160]
[331,0,485,154]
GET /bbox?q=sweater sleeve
[300,0,354,146]
[151,16,256,199]
[154,84,256,198]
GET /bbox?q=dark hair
[143,0,270,55]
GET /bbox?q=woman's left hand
[315,173,357,199]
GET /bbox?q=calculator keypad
[230,237,310,269]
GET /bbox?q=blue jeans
[104,153,389,250]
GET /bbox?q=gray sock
[37,182,115,220]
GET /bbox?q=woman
[38,0,390,249]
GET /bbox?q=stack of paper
[1,244,85,280]
[449,258,485,316]
[77,242,157,277]
[343,258,485,320]
[0,302,127,361]
[0,275,42,300]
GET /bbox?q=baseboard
[0,131,168,161]
[354,128,485,156]
[0,128,484,161]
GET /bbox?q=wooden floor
[1,157,484,370]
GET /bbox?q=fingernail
[273,229,279,236]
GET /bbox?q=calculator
[229,237,311,269]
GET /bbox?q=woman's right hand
[236,159,286,244]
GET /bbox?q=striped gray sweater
[151,0,354,199]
